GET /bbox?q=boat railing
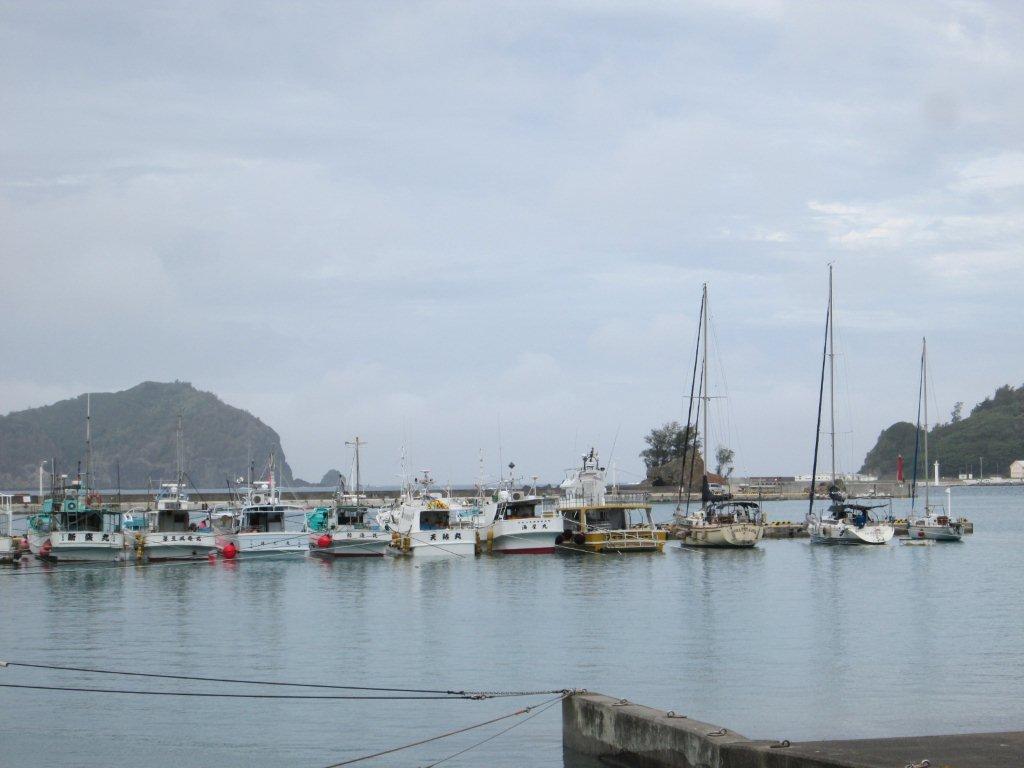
[605,492,649,503]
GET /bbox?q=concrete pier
[563,692,1021,767]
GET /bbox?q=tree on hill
[640,421,700,470]
[860,383,1024,479]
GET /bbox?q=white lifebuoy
[252,494,263,505]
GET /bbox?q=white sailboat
[308,437,390,557]
[806,267,894,546]
[907,339,964,542]
[673,284,764,548]
[386,471,476,559]
[136,414,216,561]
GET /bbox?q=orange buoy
[221,542,237,559]
[317,534,333,549]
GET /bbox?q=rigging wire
[318,694,566,768]
[421,692,566,767]
[0,660,564,698]
[0,683,472,701]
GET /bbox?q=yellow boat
[555,448,666,553]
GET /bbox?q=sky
[1,1,1022,486]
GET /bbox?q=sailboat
[135,414,217,561]
[805,267,894,545]
[27,395,128,562]
[672,284,764,548]
[308,437,391,557]
[907,339,964,542]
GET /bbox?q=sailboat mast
[923,338,930,509]
[354,437,361,497]
[701,283,709,482]
[828,267,836,485]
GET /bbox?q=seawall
[562,692,1022,767]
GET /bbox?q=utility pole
[345,437,366,497]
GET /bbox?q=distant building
[1010,460,1024,480]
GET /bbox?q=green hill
[0,381,295,490]
[860,384,1024,479]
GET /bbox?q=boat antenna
[345,437,365,498]
[85,393,92,490]
[922,337,930,511]
[176,410,184,488]
[910,339,924,511]
[676,284,705,511]
[808,266,833,518]
[497,415,504,485]
[116,460,122,510]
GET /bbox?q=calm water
[2,486,1022,767]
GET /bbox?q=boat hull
[907,523,963,542]
[392,531,476,558]
[678,522,764,548]
[309,530,390,557]
[140,532,217,561]
[0,537,20,563]
[481,519,560,554]
[217,532,309,558]
[43,531,127,562]
[558,529,666,553]
[809,521,894,545]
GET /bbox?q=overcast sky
[2,1,1022,485]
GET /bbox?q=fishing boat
[0,494,22,563]
[672,284,764,548]
[556,448,665,553]
[386,471,476,558]
[307,437,390,557]
[214,454,308,558]
[907,339,964,542]
[475,467,562,554]
[135,415,216,561]
[805,267,894,546]
[28,475,127,561]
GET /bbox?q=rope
[0,683,465,700]
[319,694,564,767]
[0,660,564,698]
[422,692,566,766]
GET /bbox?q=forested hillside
[860,384,1024,479]
[0,381,296,489]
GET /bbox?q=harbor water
[1,486,1022,767]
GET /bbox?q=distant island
[0,381,311,490]
[860,383,1024,480]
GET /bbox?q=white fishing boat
[214,455,308,558]
[308,437,390,557]
[0,494,22,563]
[475,469,562,554]
[29,477,127,562]
[672,284,764,548]
[906,339,964,542]
[556,448,666,553]
[138,483,216,561]
[805,266,894,546]
[387,471,476,558]
[135,415,216,561]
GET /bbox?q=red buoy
[19,537,30,551]
[222,542,238,560]
[317,534,333,549]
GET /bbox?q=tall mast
[701,283,709,482]
[346,437,365,497]
[828,266,836,485]
[923,338,930,510]
[176,411,184,487]
[85,393,92,490]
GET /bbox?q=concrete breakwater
[563,692,1022,767]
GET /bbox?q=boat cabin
[241,505,292,533]
[705,500,763,525]
[828,502,887,528]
